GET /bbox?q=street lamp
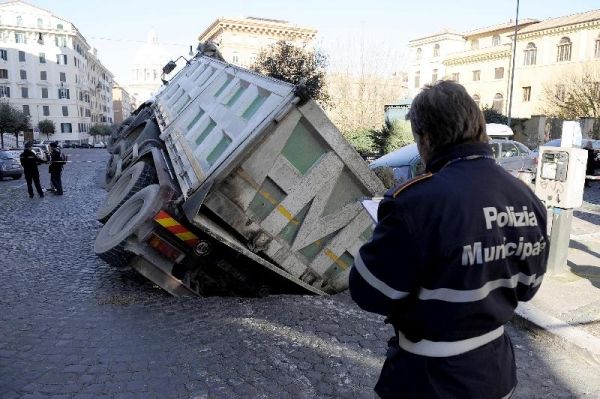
[507,0,520,127]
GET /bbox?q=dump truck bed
[153,55,385,294]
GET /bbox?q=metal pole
[507,0,520,126]
[547,207,573,275]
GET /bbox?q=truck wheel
[94,184,162,268]
[105,154,120,186]
[97,161,158,224]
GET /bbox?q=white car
[30,146,47,161]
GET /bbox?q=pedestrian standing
[584,141,595,188]
[19,141,45,198]
[350,81,549,398]
[48,141,65,195]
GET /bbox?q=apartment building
[112,82,135,125]
[0,0,114,143]
[198,17,317,68]
[408,9,600,118]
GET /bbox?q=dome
[132,30,170,68]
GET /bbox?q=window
[470,39,479,50]
[21,87,28,98]
[0,86,10,98]
[595,35,600,58]
[40,71,47,80]
[58,88,70,99]
[16,16,22,26]
[432,69,438,83]
[22,105,29,116]
[60,72,66,82]
[41,87,48,98]
[19,69,26,80]
[18,51,25,62]
[492,35,501,46]
[0,69,7,79]
[473,70,481,81]
[492,93,504,112]
[414,71,420,88]
[556,85,566,101]
[57,24,63,30]
[57,54,67,65]
[0,50,6,61]
[62,106,68,116]
[55,35,67,47]
[37,18,43,28]
[523,42,537,65]
[557,37,572,62]
[495,67,504,79]
[473,94,480,108]
[37,33,44,45]
[501,142,519,158]
[451,73,460,82]
[522,86,531,102]
[39,53,46,63]
[15,33,26,44]
[60,123,72,133]
[232,54,239,63]
[42,105,49,116]
[433,44,440,57]
[416,48,422,61]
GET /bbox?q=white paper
[361,198,382,223]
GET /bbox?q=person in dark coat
[350,81,548,399]
[584,141,596,187]
[48,141,65,195]
[19,141,45,198]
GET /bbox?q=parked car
[30,146,47,162]
[0,150,23,180]
[532,139,600,160]
[370,139,537,187]
[93,142,106,148]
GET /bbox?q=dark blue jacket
[350,142,548,398]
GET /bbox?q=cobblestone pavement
[1,149,599,398]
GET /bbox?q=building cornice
[514,19,600,40]
[409,32,465,47]
[443,46,511,66]
[199,17,317,42]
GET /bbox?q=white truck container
[94,51,384,297]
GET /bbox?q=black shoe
[39,194,44,198]
[29,195,34,198]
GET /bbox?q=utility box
[534,146,587,208]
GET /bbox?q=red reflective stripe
[167,224,188,234]
[154,210,172,221]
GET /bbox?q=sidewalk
[515,192,600,359]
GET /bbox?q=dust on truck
[94,48,385,297]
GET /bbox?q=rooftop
[463,18,539,37]
[517,9,600,35]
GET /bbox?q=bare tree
[322,34,408,139]
[540,66,600,119]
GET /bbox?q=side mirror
[162,61,177,75]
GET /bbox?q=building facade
[0,0,114,143]
[112,83,135,125]
[408,10,600,118]
[198,17,317,68]
[124,30,170,106]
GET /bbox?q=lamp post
[507,0,520,127]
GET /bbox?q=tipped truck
[94,50,384,296]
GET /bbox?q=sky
[23,0,600,84]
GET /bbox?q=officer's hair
[407,80,487,151]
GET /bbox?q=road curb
[515,302,600,357]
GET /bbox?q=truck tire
[94,184,162,268]
[96,161,158,224]
[104,154,120,187]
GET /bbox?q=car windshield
[0,151,13,160]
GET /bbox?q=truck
[94,44,385,297]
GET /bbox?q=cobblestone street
[1,149,600,399]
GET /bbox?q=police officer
[48,141,64,195]
[350,81,548,398]
[19,141,45,198]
